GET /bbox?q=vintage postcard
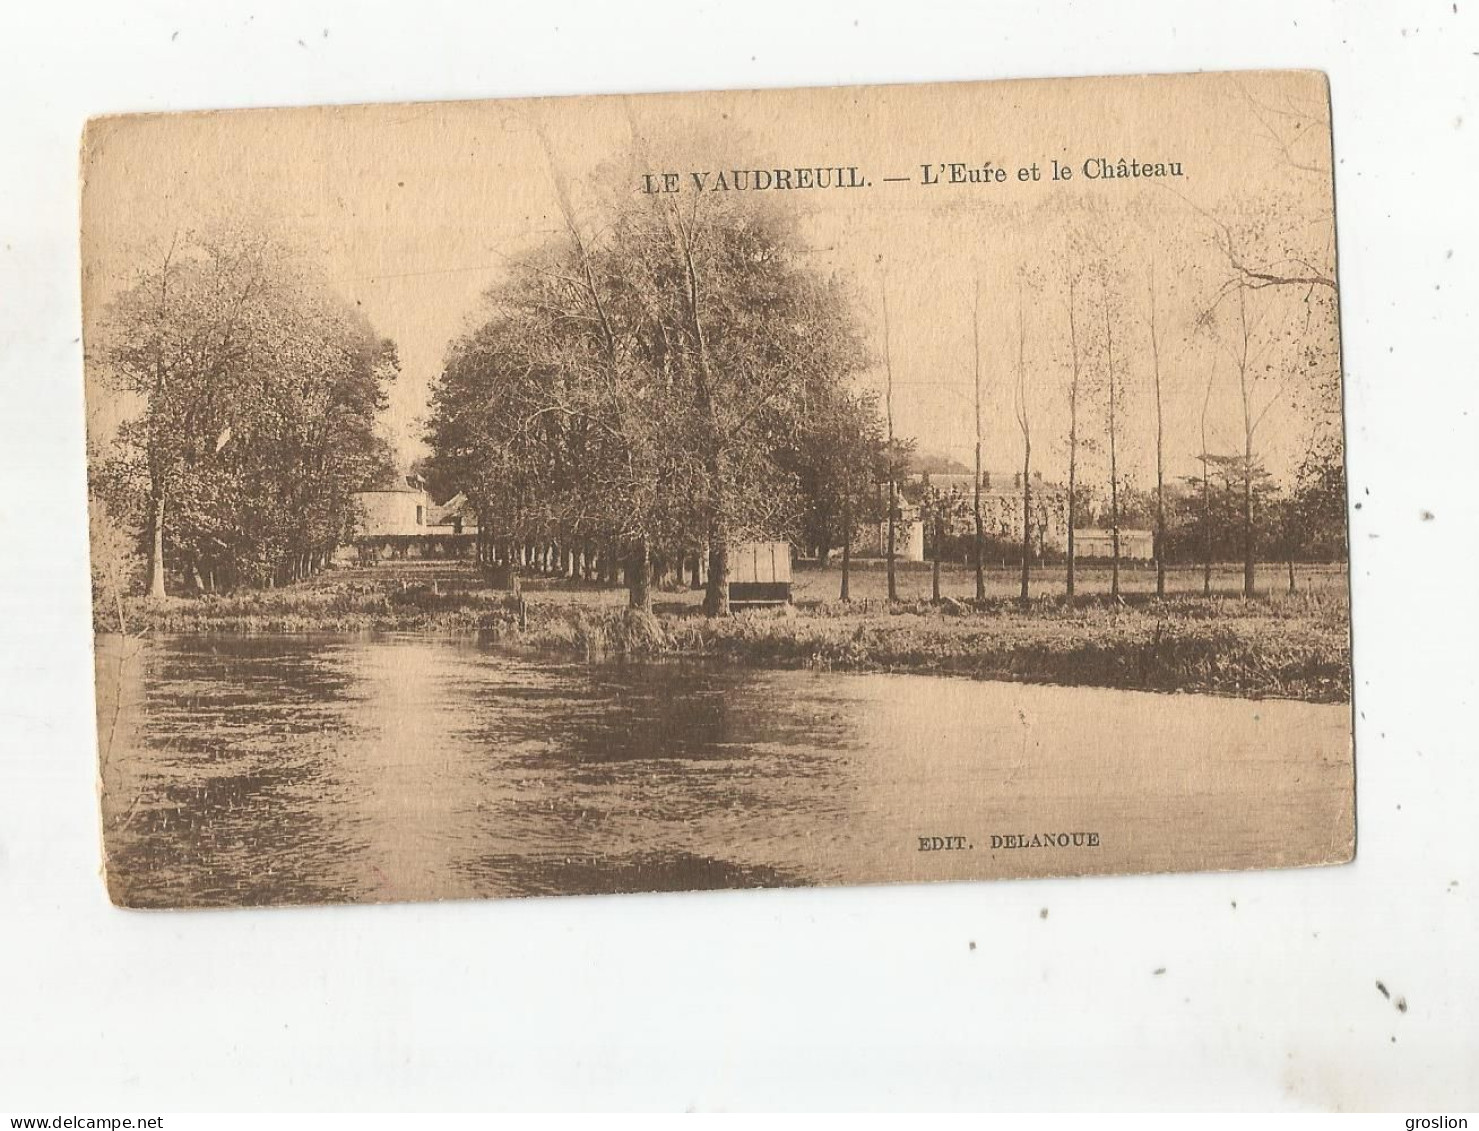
[81,70,1353,909]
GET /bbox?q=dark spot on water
[1396,997,1408,1013]
[1376,980,1390,999]
[1039,908,1048,919]
[1421,510,1435,521]
[969,940,976,951]
[1231,900,1237,909]
[1153,967,1166,976]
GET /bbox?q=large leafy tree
[428,186,872,613]
[92,225,397,596]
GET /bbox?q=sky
[80,69,1341,493]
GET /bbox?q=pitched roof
[427,492,476,525]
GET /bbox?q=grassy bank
[679,596,1351,703]
[103,562,1352,703]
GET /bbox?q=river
[93,634,1354,908]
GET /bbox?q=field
[102,559,1352,703]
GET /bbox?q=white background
[1,0,1475,1113]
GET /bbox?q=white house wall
[351,491,427,537]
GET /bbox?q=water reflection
[95,634,1353,909]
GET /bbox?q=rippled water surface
[95,634,1354,908]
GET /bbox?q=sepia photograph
[80,70,1354,910]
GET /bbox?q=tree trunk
[1016,284,1032,606]
[1155,517,1166,598]
[1150,265,1166,599]
[703,445,731,616]
[628,540,652,612]
[886,477,898,602]
[146,493,167,600]
[973,475,985,602]
[840,493,852,602]
[1065,274,1079,601]
[972,279,987,603]
[1237,285,1258,600]
[932,517,942,603]
[1153,515,1165,593]
[1200,371,1215,597]
[704,535,730,617]
[1020,448,1032,604]
[1104,284,1121,601]
[1066,473,1076,600]
[1243,445,1256,598]
[1202,470,1213,596]
[882,272,899,604]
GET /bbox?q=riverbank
[101,562,1352,703]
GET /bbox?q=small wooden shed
[729,541,793,608]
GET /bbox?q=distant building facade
[857,516,926,562]
[916,469,1070,556]
[350,476,428,537]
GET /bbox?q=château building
[916,469,1070,556]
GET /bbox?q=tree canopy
[426,188,875,610]
[90,225,398,595]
